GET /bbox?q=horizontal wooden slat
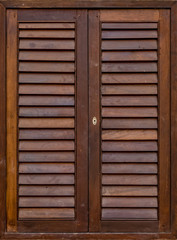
[102,197,158,207]
[102,175,157,185]
[102,30,157,39]
[102,51,157,61]
[19,62,75,72]
[19,84,74,95]
[19,197,75,207]
[102,107,157,117]
[19,40,75,50]
[19,51,75,61]
[100,10,159,22]
[19,96,74,106]
[19,208,74,219]
[102,186,158,196]
[102,208,157,220]
[19,118,74,128]
[102,63,157,73]
[102,118,158,129]
[19,186,74,196]
[19,30,75,38]
[102,163,157,174]
[19,174,74,185]
[102,23,158,30]
[102,73,157,84]
[102,152,158,163]
[19,107,74,117]
[102,130,157,140]
[19,23,75,29]
[19,163,74,173]
[102,85,157,95]
[102,40,157,50]
[102,96,157,106]
[102,141,158,152]
[19,140,75,151]
[19,73,75,84]
[19,129,75,140]
[19,152,75,163]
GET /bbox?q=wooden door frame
[0,0,177,239]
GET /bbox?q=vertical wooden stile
[6,9,18,232]
[89,10,101,232]
[158,9,171,232]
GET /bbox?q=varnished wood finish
[0,2,176,239]
[158,9,171,232]
[89,10,101,232]
[0,3,6,237]
[6,9,18,232]
[171,2,177,237]
[0,0,175,8]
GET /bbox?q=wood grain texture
[19,174,75,185]
[19,73,75,83]
[102,208,157,220]
[102,118,158,129]
[19,107,75,117]
[102,130,157,140]
[171,3,177,236]
[100,10,159,22]
[102,73,158,84]
[19,152,75,162]
[158,9,171,232]
[102,152,158,163]
[89,10,101,232]
[0,3,5,237]
[6,10,18,232]
[19,208,75,219]
[102,175,157,185]
[75,10,89,231]
[19,197,75,207]
[102,197,158,207]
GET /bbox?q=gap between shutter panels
[17,22,76,220]
[101,22,159,221]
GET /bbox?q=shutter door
[89,9,170,232]
[6,9,88,233]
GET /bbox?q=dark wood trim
[158,9,171,232]
[2,232,175,239]
[88,9,101,232]
[101,221,159,233]
[171,2,177,238]
[75,9,89,232]
[0,0,175,9]
[17,9,76,21]
[0,2,6,238]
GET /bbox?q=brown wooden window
[0,2,177,239]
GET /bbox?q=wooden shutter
[6,9,88,233]
[89,9,170,232]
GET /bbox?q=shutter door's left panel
[6,9,88,233]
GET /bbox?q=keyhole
[92,117,97,125]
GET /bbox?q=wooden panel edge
[0,2,6,237]
[0,0,175,9]
[100,9,160,22]
[89,9,101,232]
[75,9,88,231]
[6,9,18,232]
[158,9,171,232]
[171,2,177,238]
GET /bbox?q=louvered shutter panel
[89,9,170,232]
[6,9,88,233]
[101,22,158,221]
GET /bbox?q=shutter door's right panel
[99,10,170,232]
